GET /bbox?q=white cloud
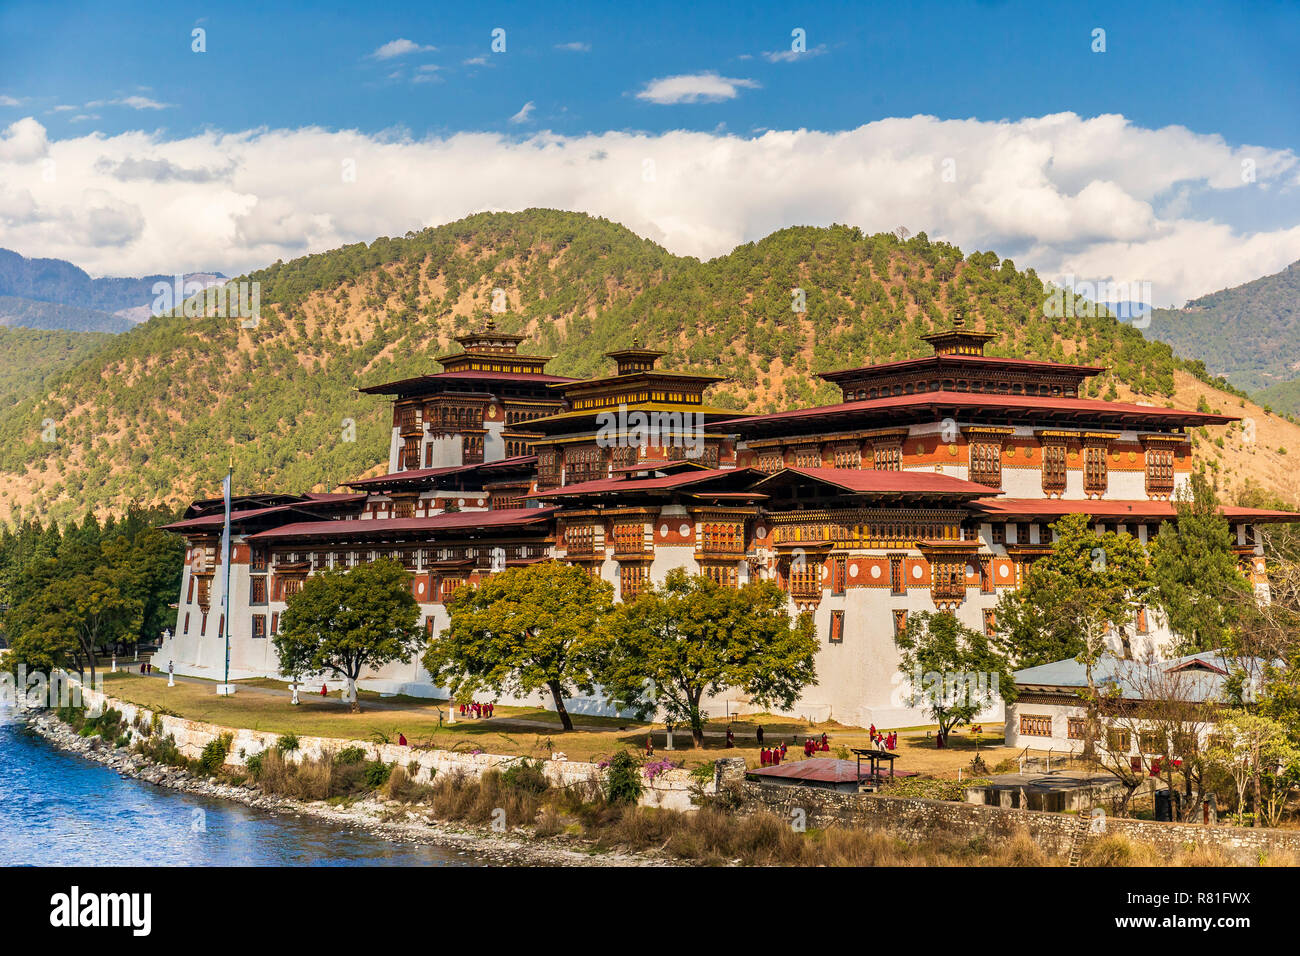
[0,113,1296,305]
[0,117,49,162]
[763,45,828,63]
[371,38,436,60]
[509,102,535,124]
[88,96,173,111]
[1,95,25,107]
[635,72,760,104]
[555,42,590,52]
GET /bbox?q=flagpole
[219,455,234,696]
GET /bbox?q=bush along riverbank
[24,703,1285,867]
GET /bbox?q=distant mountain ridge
[1141,259,1300,411]
[0,248,226,333]
[2,208,1297,525]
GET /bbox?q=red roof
[821,352,1105,381]
[755,467,1001,496]
[712,391,1237,430]
[972,498,1300,522]
[525,468,757,499]
[358,370,577,394]
[749,758,917,784]
[245,507,558,541]
[346,457,539,488]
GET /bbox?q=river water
[0,707,477,866]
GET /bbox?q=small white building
[1005,650,1265,757]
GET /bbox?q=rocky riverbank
[20,707,670,867]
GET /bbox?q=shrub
[244,751,265,778]
[363,760,393,790]
[275,733,300,754]
[335,746,366,765]
[605,750,644,806]
[196,732,234,775]
[501,758,550,795]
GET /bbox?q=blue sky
[1,0,1298,304]
[5,0,1298,147]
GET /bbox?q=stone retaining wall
[78,684,700,812]
[734,778,1300,864]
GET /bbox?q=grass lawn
[97,672,1015,775]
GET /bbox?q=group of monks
[869,725,898,751]
[459,701,494,718]
[760,742,789,765]
[138,662,154,674]
[802,733,832,757]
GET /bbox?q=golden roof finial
[952,306,966,328]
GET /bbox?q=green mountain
[1142,260,1300,410]
[0,326,114,410]
[0,294,130,334]
[0,208,1256,525]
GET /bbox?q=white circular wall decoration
[477,498,485,506]
[416,582,425,596]
[659,523,669,537]
[911,565,923,580]
[849,564,859,578]
[998,564,1010,578]
[755,527,767,539]
[966,564,977,577]
[457,498,465,507]
[870,565,882,579]
[678,523,691,537]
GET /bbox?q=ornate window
[756,450,785,474]
[892,609,908,638]
[536,448,559,487]
[889,555,905,595]
[701,564,738,588]
[932,561,965,601]
[832,444,861,469]
[612,522,646,555]
[1067,717,1087,740]
[252,614,267,640]
[1042,443,1067,493]
[619,563,650,601]
[831,556,847,594]
[1083,445,1108,495]
[565,445,607,484]
[829,610,845,644]
[1145,446,1175,496]
[564,522,595,555]
[401,437,421,470]
[250,577,267,604]
[1019,714,1052,737]
[789,559,821,600]
[983,608,996,637]
[873,442,902,471]
[793,445,821,469]
[969,440,1002,487]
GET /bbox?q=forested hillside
[1,208,1295,525]
[1143,259,1300,411]
[0,326,113,409]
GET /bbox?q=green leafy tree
[274,558,422,713]
[601,570,818,748]
[1149,471,1253,654]
[893,610,1016,747]
[996,512,1151,757]
[422,561,614,731]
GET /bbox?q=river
[0,707,477,866]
